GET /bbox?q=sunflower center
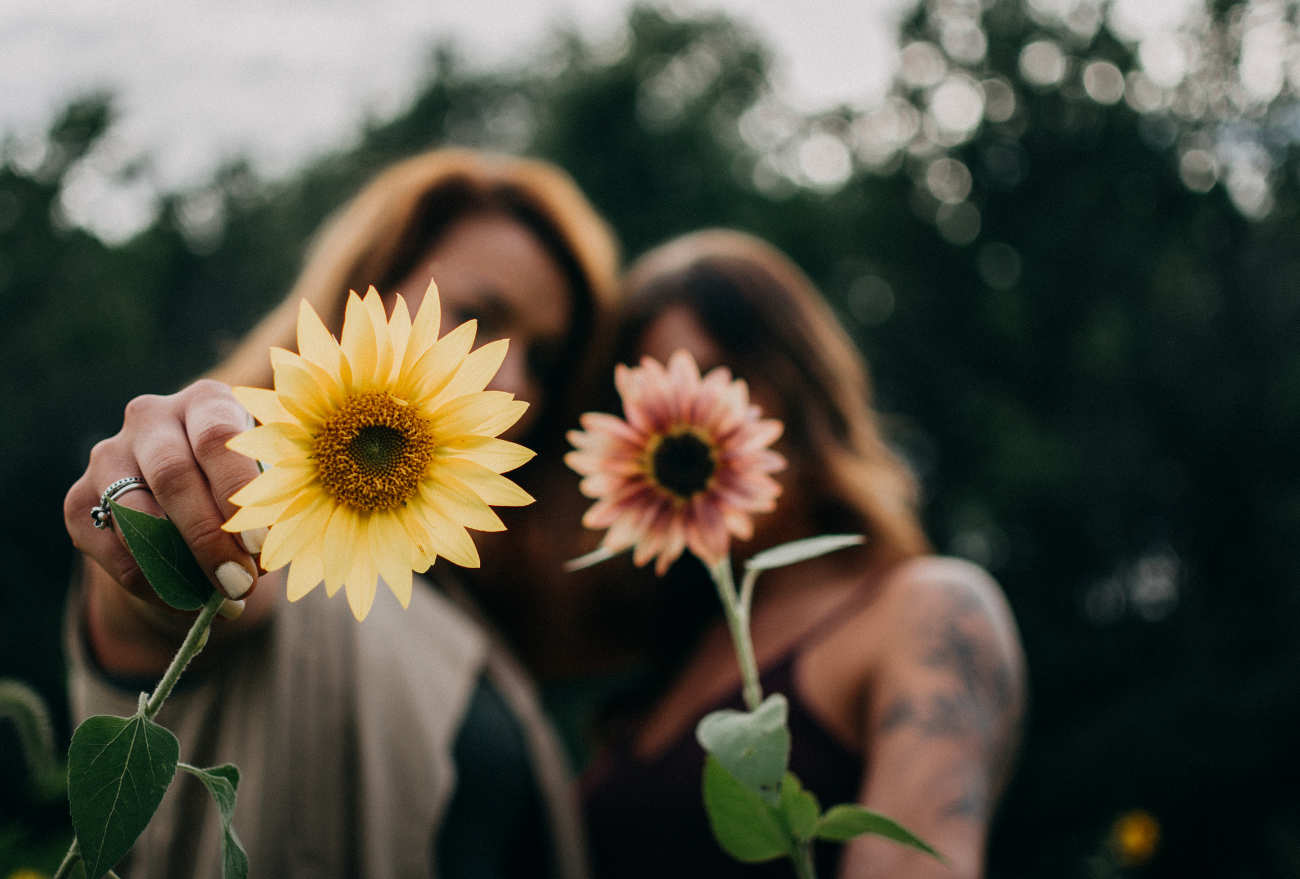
[313,392,435,511]
[649,429,717,499]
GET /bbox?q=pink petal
[684,493,729,567]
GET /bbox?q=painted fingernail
[216,561,253,599]
[239,527,268,555]
[218,598,246,620]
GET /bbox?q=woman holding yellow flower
[63,149,619,879]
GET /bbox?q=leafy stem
[52,838,80,879]
[709,556,763,712]
[56,588,225,878]
[792,842,817,879]
[144,589,226,720]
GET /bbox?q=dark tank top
[581,587,872,879]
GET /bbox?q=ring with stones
[91,477,151,530]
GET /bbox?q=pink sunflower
[565,349,787,575]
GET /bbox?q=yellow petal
[285,532,326,601]
[271,356,335,426]
[227,423,312,466]
[232,386,293,425]
[419,474,505,532]
[222,497,295,533]
[346,575,378,621]
[371,515,414,609]
[363,287,394,391]
[229,461,317,507]
[322,505,360,597]
[401,320,476,406]
[340,291,378,392]
[271,346,343,402]
[426,339,508,410]
[388,295,412,384]
[259,491,335,571]
[437,435,535,474]
[296,299,343,386]
[409,504,480,568]
[400,278,442,377]
[345,514,379,620]
[468,400,529,438]
[397,509,439,569]
[435,458,534,507]
[430,391,519,438]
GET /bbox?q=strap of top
[776,570,883,660]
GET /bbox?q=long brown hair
[618,229,930,568]
[209,148,620,449]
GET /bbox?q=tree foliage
[5,2,1300,875]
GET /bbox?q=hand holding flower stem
[57,282,534,879]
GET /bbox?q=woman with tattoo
[580,230,1026,879]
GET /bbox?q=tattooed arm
[838,557,1025,879]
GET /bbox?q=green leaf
[68,713,179,879]
[702,755,789,863]
[778,772,821,843]
[814,803,947,862]
[180,763,249,879]
[696,694,790,806]
[110,501,216,611]
[744,535,864,573]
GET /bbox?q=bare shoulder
[877,556,1021,651]
[869,556,1026,795]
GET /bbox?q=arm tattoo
[876,579,1022,821]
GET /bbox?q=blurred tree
[6,1,1300,875]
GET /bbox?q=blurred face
[387,212,573,437]
[635,302,723,374]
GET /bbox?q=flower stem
[792,841,818,879]
[143,589,226,721]
[52,838,79,879]
[53,590,225,879]
[709,557,763,712]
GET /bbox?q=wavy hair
[209,148,620,447]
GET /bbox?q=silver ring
[91,477,151,530]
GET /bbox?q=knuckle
[86,437,117,466]
[148,448,199,496]
[185,520,232,562]
[188,379,237,412]
[192,417,242,460]
[212,467,257,507]
[189,378,228,398]
[123,393,164,424]
[64,483,88,529]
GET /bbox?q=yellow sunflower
[222,283,535,621]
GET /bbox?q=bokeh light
[901,41,947,89]
[1110,810,1161,866]
[1020,39,1068,86]
[929,74,985,136]
[926,156,973,203]
[1083,60,1125,104]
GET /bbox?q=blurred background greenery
[5,0,1300,875]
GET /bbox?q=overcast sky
[2,2,907,185]
[2,0,1198,240]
